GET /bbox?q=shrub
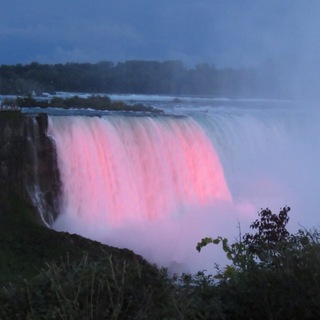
[0,253,175,320]
[197,207,320,319]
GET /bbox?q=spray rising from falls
[47,115,232,272]
[45,99,320,273]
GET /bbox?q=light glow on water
[48,115,233,272]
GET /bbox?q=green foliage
[0,254,174,319]
[197,207,320,319]
[170,271,225,320]
[0,256,228,320]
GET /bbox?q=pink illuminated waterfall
[47,115,231,227]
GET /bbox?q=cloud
[1,0,320,69]
[35,46,93,64]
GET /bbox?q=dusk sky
[1,1,320,69]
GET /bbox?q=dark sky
[1,0,320,69]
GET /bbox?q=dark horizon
[2,1,320,101]
[0,59,295,100]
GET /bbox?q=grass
[0,194,178,319]
[0,193,150,285]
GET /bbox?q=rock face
[0,111,61,224]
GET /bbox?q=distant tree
[0,60,280,97]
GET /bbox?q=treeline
[0,60,281,98]
[1,95,163,113]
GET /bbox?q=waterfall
[26,118,51,225]
[25,116,61,226]
[48,115,231,220]
[43,99,320,273]
[47,114,232,272]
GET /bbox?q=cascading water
[47,114,233,272]
[48,116,230,222]
[26,116,60,226]
[43,96,320,273]
[26,118,50,225]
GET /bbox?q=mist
[45,97,320,274]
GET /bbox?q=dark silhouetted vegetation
[197,207,320,319]
[0,60,283,98]
[1,95,163,113]
[2,203,320,319]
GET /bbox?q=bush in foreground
[0,254,176,319]
[197,207,320,319]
